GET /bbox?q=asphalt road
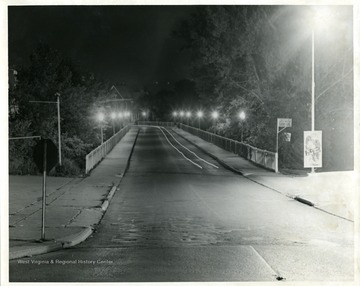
[9,126,354,282]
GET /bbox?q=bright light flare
[111,112,116,119]
[173,111,178,117]
[211,111,219,119]
[197,111,203,118]
[310,6,333,27]
[180,111,185,117]
[142,111,147,117]
[186,111,191,118]
[239,111,246,120]
[118,112,123,119]
[97,112,105,122]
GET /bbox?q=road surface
[10,126,354,282]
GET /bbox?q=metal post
[311,29,315,174]
[56,94,62,166]
[41,141,47,240]
[275,120,279,173]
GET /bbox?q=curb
[9,242,63,260]
[59,227,94,248]
[9,227,94,260]
[294,196,315,207]
[100,128,140,213]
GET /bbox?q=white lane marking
[156,126,203,169]
[249,246,280,278]
[162,127,219,169]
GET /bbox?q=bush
[51,157,81,177]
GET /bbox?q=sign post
[33,139,58,240]
[41,141,47,240]
[275,118,292,173]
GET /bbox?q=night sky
[8,5,196,86]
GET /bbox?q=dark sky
[8,5,195,86]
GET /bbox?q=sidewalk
[9,127,139,260]
[172,127,357,222]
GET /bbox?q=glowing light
[197,111,203,118]
[173,111,178,117]
[239,111,246,120]
[211,111,219,119]
[186,111,191,118]
[180,111,185,117]
[111,112,116,119]
[118,112,123,119]
[97,112,105,122]
[142,111,147,117]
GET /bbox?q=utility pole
[56,93,62,166]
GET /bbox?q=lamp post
[239,111,246,142]
[186,111,191,125]
[310,29,316,174]
[97,112,105,144]
[118,111,124,129]
[306,7,332,173]
[197,111,203,129]
[111,112,116,135]
[123,111,130,124]
[211,111,219,134]
[172,111,178,123]
[180,111,185,124]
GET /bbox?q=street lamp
[239,111,246,142]
[118,111,124,129]
[124,111,131,122]
[197,111,203,129]
[307,7,331,173]
[179,111,185,124]
[111,112,116,135]
[97,112,105,144]
[211,111,219,134]
[186,111,191,125]
[211,111,219,119]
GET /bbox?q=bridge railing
[137,121,175,127]
[85,125,130,174]
[179,124,276,171]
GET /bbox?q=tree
[174,5,353,171]
[9,43,111,175]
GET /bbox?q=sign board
[33,139,58,173]
[304,131,322,168]
[284,132,291,142]
[277,118,292,128]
